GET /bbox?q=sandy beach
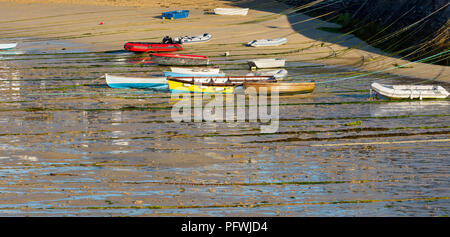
[0,0,448,82]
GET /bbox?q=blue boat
[161,10,189,20]
[164,71,225,77]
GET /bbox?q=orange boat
[244,82,315,94]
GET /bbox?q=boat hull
[168,76,274,93]
[248,59,286,69]
[247,38,287,47]
[170,67,220,74]
[105,74,168,89]
[214,8,249,16]
[177,33,212,44]
[0,43,17,50]
[164,72,225,77]
[124,42,183,52]
[244,82,315,94]
[168,80,235,93]
[246,69,288,78]
[162,10,189,20]
[371,82,449,99]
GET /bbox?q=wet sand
[0,0,449,216]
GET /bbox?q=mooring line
[315,49,450,84]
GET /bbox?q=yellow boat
[168,79,235,93]
[168,76,274,93]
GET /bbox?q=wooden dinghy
[244,82,315,94]
[371,82,449,100]
[214,8,249,16]
[161,10,189,20]
[105,74,168,89]
[248,58,286,69]
[151,53,209,66]
[0,43,17,50]
[247,38,287,47]
[124,42,183,53]
[170,67,220,75]
[168,76,275,93]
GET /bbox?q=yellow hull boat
[168,79,235,93]
[168,76,274,93]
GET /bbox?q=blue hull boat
[161,10,189,20]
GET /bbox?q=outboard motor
[162,36,174,44]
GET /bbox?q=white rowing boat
[247,38,287,47]
[105,74,168,89]
[371,82,449,100]
[170,67,221,75]
[0,43,17,50]
[246,69,288,78]
[248,58,286,69]
[214,8,249,16]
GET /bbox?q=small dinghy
[244,82,315,95]
[248,58,286,69]
[161,10,189,20]
[170,67,220,75]
[214,8,249,16]
[247,38,287,47]
[164,71,225,77]
[0,43,17,50]
[371,82,449,100]
[175,33,212,44]
[151,53,209,66]
[168,76,274,93]
[105,74,168,89]
[124,42,183,53]
[246,69,288,78]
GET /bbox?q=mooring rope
[315,49,450,84]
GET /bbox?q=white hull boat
[105,74,168,89]
[247,38,287,47]
[246,69,288,78]
[170,67,221,75]
[371,82,449,100]
[0,43,17,50]
[248,58,286,69]
[214,8,249,16]
[175,33,212,44]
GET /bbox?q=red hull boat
[124,42,183,52]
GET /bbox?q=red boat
[151,53,209,66]
[124,42,183,52]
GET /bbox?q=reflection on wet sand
[370,101,450,117]
[0,38,448,217]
